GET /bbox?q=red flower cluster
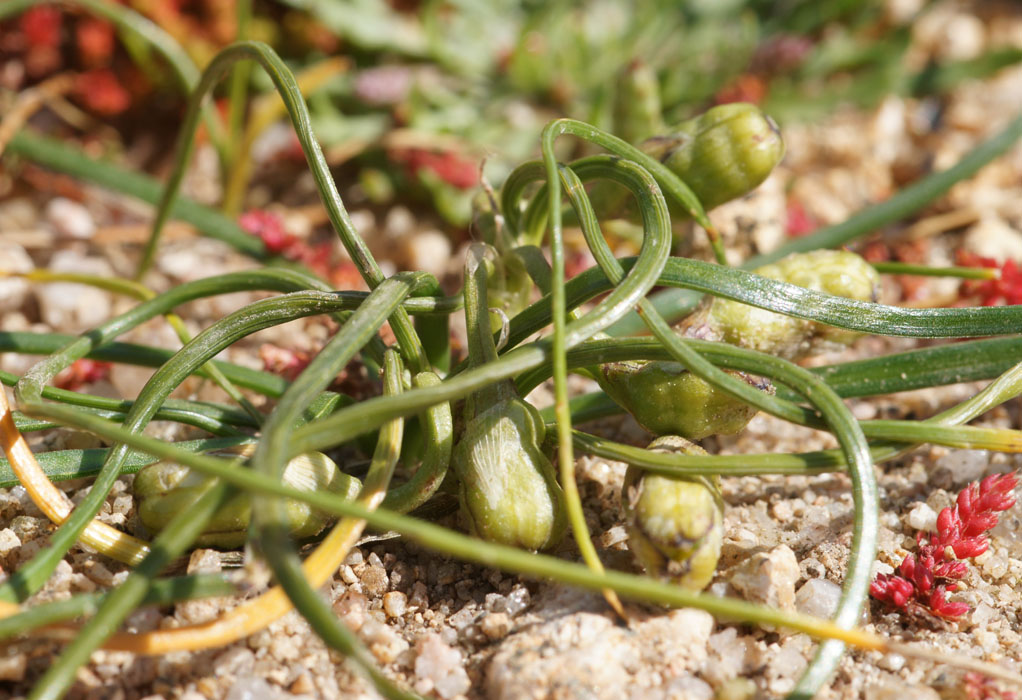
[785,198,816,237]
[956,251,1022,307]
[20,6,62,49]
[239,210,366,290]
[965,671,1018,700]
[391,148,479,190]
[53,359,112,392]
[871,473,1018,620]
[259,344,312,383]
[239,210,300,256]
[75,69,131,116]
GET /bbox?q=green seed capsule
[599,360,766,440]
[640,102,784,213]
[134,451,360,549]
[623,436,724,591]
[703,249,880,359]
[452,243,566,551]
[453,395,567,551]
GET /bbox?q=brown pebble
[480,612,511,640]
[290,672,315,695]
[362,565,389,597]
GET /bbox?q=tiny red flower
[956,251,1022,306]
[964,671,1019,700]
[926,587,970,619]
[21,6,62,49]
[76,17,116,65]
[392,148,479,190]
[239,210,300,257]
[75,69,131,115]
[785,198,816,237]
[54,359,112,392]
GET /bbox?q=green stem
[0,437,252,489]
[31,405,886,651]
[549,154,874,696]
[135,41,431,380]
[251,280,423,700]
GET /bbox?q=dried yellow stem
[0,388,150,565]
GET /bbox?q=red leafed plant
[871,472,1018,620]
[53,358,112,392]
[956,251,1022,307]
[965,670,1019,700]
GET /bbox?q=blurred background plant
[4,0,1021,230]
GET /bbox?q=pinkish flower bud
[933,560,968,580]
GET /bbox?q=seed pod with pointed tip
[623,436,724,591]
[641,101,785,213]
[134,451,360,549]
[701,249,880,360]
[599,360,768,440]
[592,102,784,223]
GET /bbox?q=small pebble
[935,449,989,485]
[289,672,315,695]
[877,653,905,672]
[383,591,408,619]
[414,633,470,699]
[362,619,410,664]
[865,679,940,700]
[480,612,511,640]
[45,197,95,239]
[0,528,21,560]
[0,241,32,313]
[795,578,842,619]
[663,675,714,700]
[402,229,452,278]
[224,676,284,700]
[729,544,799,610]
[186,549,222,575]
[906,502,938,532]
[0,653,26,681]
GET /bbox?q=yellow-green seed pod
[640,102,784,213]
[704,249,880,359]
[453,397,567,551]
[134,451,360,549]
[599,360,766,440]
[623,436,724,591]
